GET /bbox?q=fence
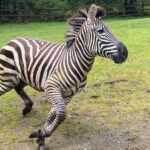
[143,2,150,15]
[0,8,65,22]
[105,3,150,16]
[0,3,150,22]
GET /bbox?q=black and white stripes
[0,4,127,149]
[1,38,65,91]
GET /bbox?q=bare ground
[1,97,150,150]
[1,79,150,150]
[1,119,150,150]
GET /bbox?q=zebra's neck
[70,33,95,77]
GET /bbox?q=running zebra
[0,4,128,149]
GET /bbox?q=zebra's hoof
[23,102,33,116]
[29,130,45,150]
[37,137,45,150]
[29,131,38,138]
[23,107,31,116]
[29,129,43,139]
[38,145,45,150]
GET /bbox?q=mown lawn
[0,17,150,149]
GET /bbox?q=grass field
[0,17,150,150]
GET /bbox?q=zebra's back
[1,37,66,91]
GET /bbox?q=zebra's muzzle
[113,42,128,64]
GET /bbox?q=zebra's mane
[66,5,106,48]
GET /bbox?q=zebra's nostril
[122,49,127,57]
[113,42,128,64]
[117,42,128,59]
[122,46,128,59]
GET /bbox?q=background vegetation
[0,0,150,22]
[0,0,142,10]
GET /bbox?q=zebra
[0,4,128,150]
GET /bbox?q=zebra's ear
[88,4,97,22]
[88,4,106,23]
[96,6,106,18]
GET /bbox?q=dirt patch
[105,79,128,85]
[146,89,150,93]
[2,120,150,150]
[121,89,133,94]
[1,80,150,150]
[90,95,100,99]
[92,83,101,88]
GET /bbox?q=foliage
[1,0,144,10]
[32,0,66,9]
[0,0,148,22]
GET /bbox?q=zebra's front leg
[15,81,33,116]
[43,97,71,129]
[29,109,56,150]
[29,91,68,149]
[29,107,66,150]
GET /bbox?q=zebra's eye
[98,29,104,34]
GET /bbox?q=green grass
[0,17,150,147]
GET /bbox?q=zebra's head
[84,4,128,63]
[67,4,128,64]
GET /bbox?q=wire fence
[0,3,150,22]
[0,8,66,22]
[104,3,150,16]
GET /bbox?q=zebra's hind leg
[15,81,33,116]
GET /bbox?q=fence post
[141,0,144,15]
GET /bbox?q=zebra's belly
[61,83,86,98]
